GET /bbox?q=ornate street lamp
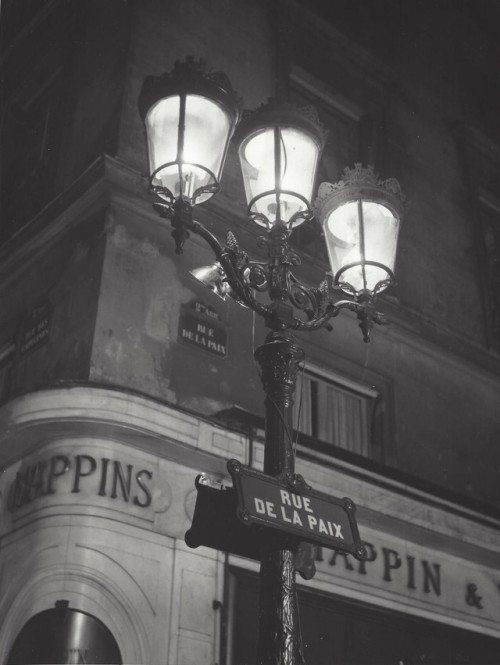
[138,57,241,251]
[139,58,404,665]
[236,100,324,229]
[315,163,404,341]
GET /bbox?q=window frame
[476,191,500,351]
[293,362,380,460]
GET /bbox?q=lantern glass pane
[324,200,399,292]
[146,94,231,204]
[239,126,319,226]
[146,95,179,198]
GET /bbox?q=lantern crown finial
[235,98,328,150]
[315,164,405,297]
[138,56,242,122]
[138,57,242,212]
[314,163,405,216]
[234,99,327,229]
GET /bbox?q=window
[0,341,15,405]
[292,366,379,458]
[458,125,500,352]
[0,0,77,242]
[290,68,361,184]
[478,199,500,351]
[1,73,64,240]
[288,66,389,264]
[288,67,362,261]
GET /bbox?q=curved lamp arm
[189,214,388,341]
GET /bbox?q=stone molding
[1,385,499,562]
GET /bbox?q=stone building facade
[1,1,500,663]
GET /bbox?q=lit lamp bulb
[315,164,404,296]
[327,200,399,292]
[138,59,240,207]
[236,102,326,228]
[146,94,231,204]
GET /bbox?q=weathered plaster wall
[0,211,105,401]
[0,434,225,665]
[89,200,260,416]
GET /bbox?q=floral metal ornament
[314,163,405,218]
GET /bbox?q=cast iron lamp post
[139,58,404,665]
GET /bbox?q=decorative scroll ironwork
[236,98,328,150]
[185,213,389,341]
[153,198,392,343]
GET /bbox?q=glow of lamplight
[240,126,319,226]
[146,94,231,204]
[326,200,399,293]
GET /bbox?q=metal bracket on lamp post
[153,200,390,342]
[183,210,391,340]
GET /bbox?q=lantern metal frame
[314,163,405,300]
[138,57,241,208]
[234,100,327,229]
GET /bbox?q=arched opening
[6,600,122,665]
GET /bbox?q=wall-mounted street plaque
[227,459,366,559]
[178,300,228,358]
[18,300,52,355]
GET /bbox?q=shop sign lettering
[318,544,442,596]
[6,453,153,513]
[315,540,500,621]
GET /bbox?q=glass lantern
[235,101,326,229]
[138,58,240,206]
[315,164,404,295]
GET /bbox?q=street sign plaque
[184,474,319,578]
[228,459,366,559]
